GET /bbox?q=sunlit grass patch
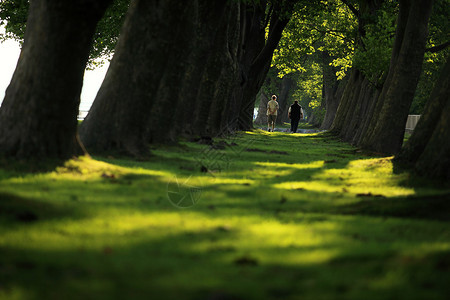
[1,130,450,299]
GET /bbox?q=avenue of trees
[0,0,448,179]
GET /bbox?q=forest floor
[1,126,450,300]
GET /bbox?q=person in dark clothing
[288,100,303,133]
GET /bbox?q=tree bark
[170,1,228,138]
[0,0,111,160]
[414,92,450,180]
[206,3,242,136]
[234,1,293,131]
[79,0,208,156]
[192,2,239,136]
[396,57,450,179]
[330,69,363,134]
[361,0,433,154]
[320,51,343,130]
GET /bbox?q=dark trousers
[290,118,300,133]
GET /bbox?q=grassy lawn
[1,130,449,299]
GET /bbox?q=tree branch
[263,4,273,29]
[340,0,359,19]
[426,41,450,53]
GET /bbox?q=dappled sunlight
[273,156,415,197]
[1,131,450,299]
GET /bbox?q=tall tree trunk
[79,0,205,156]
[254,91,270,126]
[330,69,363,134]
[396,57,450,179]
[224,3,267,131]
[192,3,239,136]
[361,0,433,154]
[320,51,343,130]
[0,0,111,160]
[171,1,228,138]
[276,75,294,125]
[207,3,241,136]
[236,3,292,130]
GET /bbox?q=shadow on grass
[0,192,88,225]
[2,131,450,299]
[1,215,450,300]
[333,193,450,221]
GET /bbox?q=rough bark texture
[171,1,228,137]
[361,0,433,154]
[206,3,241,136]
[0,0,111,160]
[235,4,292,131]
[320,51,343,130]
[415,94,450,180]
[80,0,209,156]
[192,2,239,136]
[330,69,362,134]
[396,57,450,179]
[224,3,267,131]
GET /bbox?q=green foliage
[352,2,398,85]
[272,0,357,78]
[270,0,358,123]
[87,0,129,68]
[0,0,129,68]
[260,67,282,99]
[294,57,322,111]
[0,0,28,41]
[1,131,449,299]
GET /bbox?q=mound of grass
[1,130,449,299]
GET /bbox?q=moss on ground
[1,130,449,299]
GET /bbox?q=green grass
[1,130,449,300]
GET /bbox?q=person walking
[266,95,279,132]
[288,100,303,133]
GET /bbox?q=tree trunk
[224,3,266,131]
[330,69,363,134]
[414,94,450,180]
[207,3,241,136]
[170,1,228,138]
[80,0,208,156]
[233,1,293,131]
[254,91,270,126]
[276,75,294,125]
[396,57,450,179]
[320,51,343,130]
[0,0,111,160]
[361,0,433,154]
[192,2,239,136]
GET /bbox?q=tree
[80,0,297,157]
[0,0,112,160]
[231,0,298,131]
[329,0,394,144]
[360,0,434,154]
[80,0,211,157]
[396,57,449,179]
[271,0,357,129]
[0,0,129,68]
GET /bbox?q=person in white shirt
[266,95,279,132]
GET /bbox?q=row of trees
[0,0,448,178]
[0,0,298,159]
[256,0,449,179]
